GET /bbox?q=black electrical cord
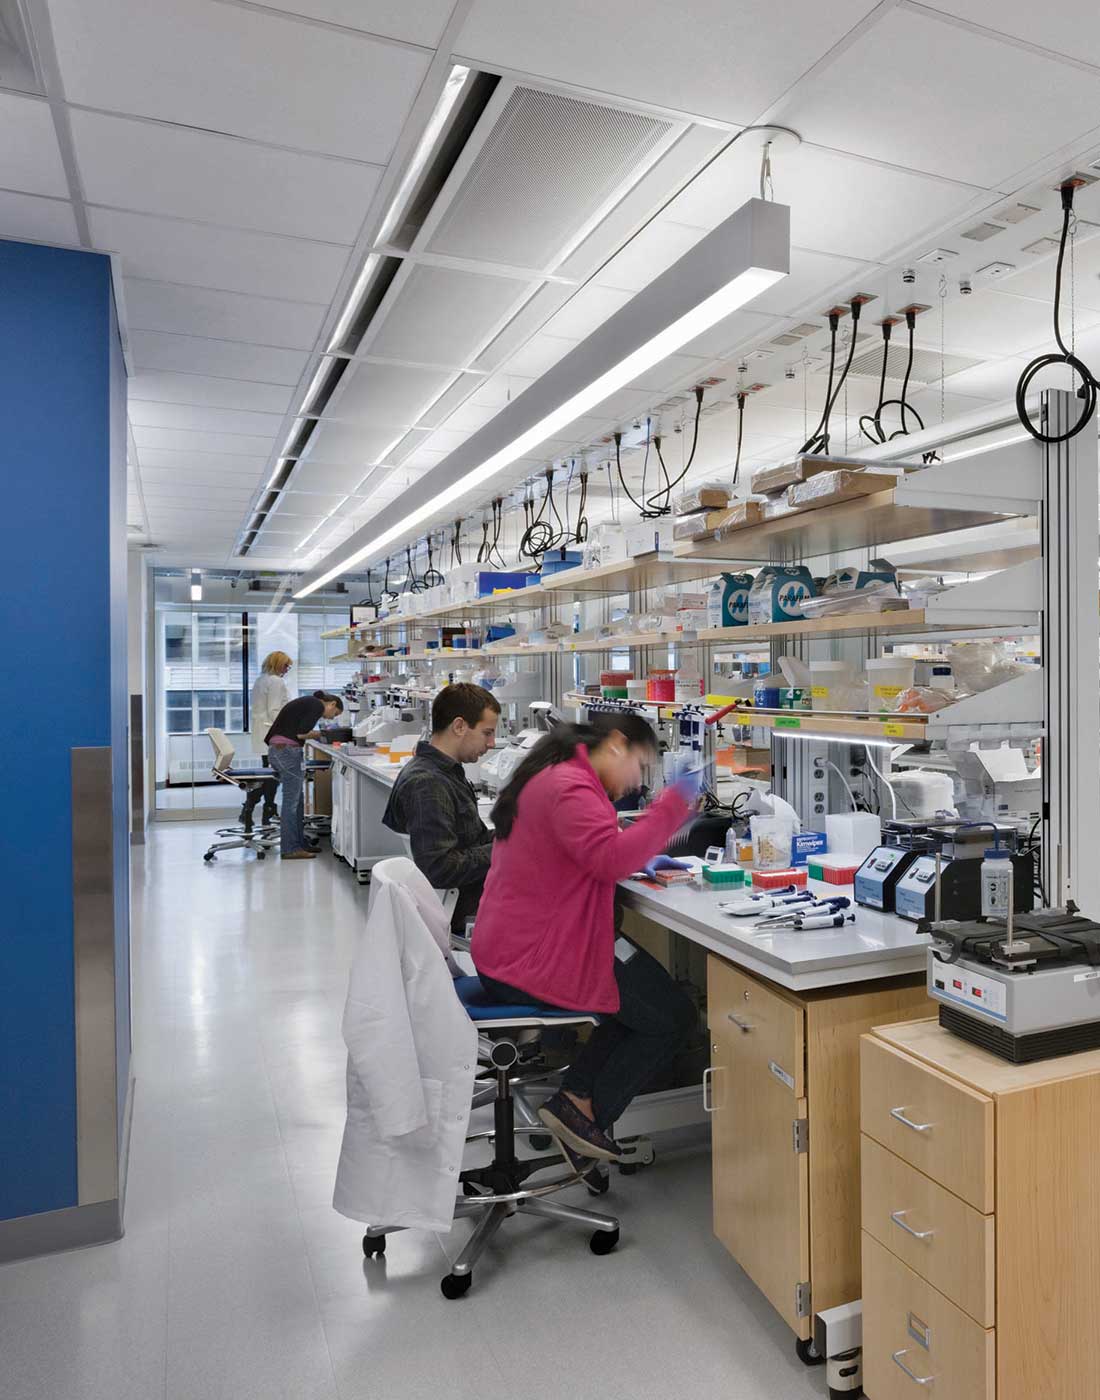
[450,519,463,568]
[381,556,396,603]
[519,470,568,564]
[476,517,490,564]
[489,498,508,568]
[802,300,866,454]
[650,385,705,511]
[574,469,589,542]
[881,311,925,440]
[731,391,747,488]
[1016,181,1098,444]
[860,320,895,445]
[405,543,424,592]
[421,534,444,588]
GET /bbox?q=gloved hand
[672,766,706,803]
[642,854,693,879]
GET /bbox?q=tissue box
[791,831,827,866]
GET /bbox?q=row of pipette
[718,886,856,932]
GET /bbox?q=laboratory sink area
[8,5,1100,1399]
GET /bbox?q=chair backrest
[206,727,235,773]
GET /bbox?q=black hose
[1016,186,1097,444]
[731,391,747,487]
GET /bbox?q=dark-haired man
[382,682,501,931]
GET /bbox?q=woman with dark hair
[472,713,703,1163]
[265,690,343,860]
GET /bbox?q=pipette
[719,888,812,917]
[752,896,850,922]
[752,911,857,933]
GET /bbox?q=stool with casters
[336,858,620,1299]
[202,728,279,862]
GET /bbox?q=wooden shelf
[539,552,720,596]
[675,490,1024,563]
[729,707,928,741]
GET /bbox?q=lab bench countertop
[308,740,404,787]
[619,874,931,991]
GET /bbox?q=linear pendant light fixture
[295,197,790,597]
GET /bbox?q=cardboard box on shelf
[751,455,862,497]
[786,467,903,510]
[704,501,766,537]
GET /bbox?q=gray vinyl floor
[0,821,828,1400]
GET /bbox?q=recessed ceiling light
[1023,236,1062,256]
[918,246,959,263]
[994,203,1039,224]
[976,261,1017,279]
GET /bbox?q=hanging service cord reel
[421,533,445,588]
[800,296,871,455]
[1016,179,1098,444]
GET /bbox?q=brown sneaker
[281,849,317,860]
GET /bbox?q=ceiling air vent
[789,323,820,337]
[960,222,1004,242]
[846,344,983,386]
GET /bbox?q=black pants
[241,754,279,821]
[478,942,696,1133]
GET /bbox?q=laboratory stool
[363,977,621,1299]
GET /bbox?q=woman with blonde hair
[241,650,292,829]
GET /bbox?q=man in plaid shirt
[383,683,501,932]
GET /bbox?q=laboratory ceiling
[4,0,1100,573]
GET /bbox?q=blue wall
[0,240,129,1221]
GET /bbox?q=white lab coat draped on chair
[333,858,478,1232]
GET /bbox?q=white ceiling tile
[369,264,528,366]
[125,279,325,349]
[470,372,536,408]
[49,0,431,162]
[255,0,454,45]
[326,360,455,425]
[542,284,635,341]
[457,0,879,126]
[0,93,69,197]
[140,466,262,490]
[398,445,449,471]
[276,487,349,513]
[594,220,709,294]
[72,110,380,244]
[0,190,79,246]
[302,420,405,465]
[129,372,293,414]
[664,144,989,264]
[741,247,870,318]
[90,207,349,302]
[129,401,287,436]
[442,398,502,433]
[935,0,1100,70]
[131,425,277,456]
[624,351,710,393]
[499,331,579,379]
[136,448,270,474]
[776,8,1100,188]
[676,308,784,360]
[937,287,1100,357]
[997,234,1100,312]
[130,330,308,385]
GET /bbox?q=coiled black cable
[421,534,444,588]
[518,469,568,564]
[650,385,705,512]
[405,543,424,592]
[859,312,926,444]
[1016,182,1098,444]
[801,301,865,454]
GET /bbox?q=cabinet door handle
[892,1350,935,1386]
[702,1066,716,1113]
[891,1210,935,1241]
[727,1013,754,1033]
[890,1106,933,1133]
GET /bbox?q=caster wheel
[796,1337,825,1367]
[585,1170,610,1196]
[203,853,214,863]
[529,1133,553,1151]
[361,1234,386,1257]
[440,1271,472,1299]
[589,1227,619,1255]
[617,1163,637,1176]
[256,851,265,860]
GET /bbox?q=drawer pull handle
[891,1210,935,1241]
[727,1013,754,1033]
[892,1350,935,1386]
[890,1106,934,1134]
[702,1066,716,1114]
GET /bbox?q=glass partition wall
[152,572,359,818]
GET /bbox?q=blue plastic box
[540,551,584,576]
[791,831,827,866]
[476,570,529,596]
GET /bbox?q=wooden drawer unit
[862,1231,994,1400]
[861,1134,994,1326]
[706,958,932,1350]
[861,1034,993,1212]
[863,1020,1100,1400]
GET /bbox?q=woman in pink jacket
[472,713,702,1165]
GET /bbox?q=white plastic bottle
[980,848,1013,918]
[724,824,739,865]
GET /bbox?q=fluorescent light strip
[375,65,471,249]
[297,263,782,596]
[764,727,899,749]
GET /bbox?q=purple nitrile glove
[641,855,693,879]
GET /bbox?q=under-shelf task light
[296,196,789,597]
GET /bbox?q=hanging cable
[574,468,589,542]
[422,534,444,588]
[519,470,568,565]
[800,298,868,454]
[1016,179,1098,444]
[881,308,926,441]
[405,542,424,592]
[476,515,490,564]
[489,497,508,568]
[650,384,705,511]
[860,318,898,445]
[731,391,748,488]
[450,518,463,568]
[605,461,618,524]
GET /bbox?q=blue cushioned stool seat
[453,975,593,1022]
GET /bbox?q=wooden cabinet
[706,957,932,1342]
[862,1019,1100,1399]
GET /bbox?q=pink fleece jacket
[472,749,691,1013]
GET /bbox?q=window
[196,690,227,733]
[165,690,193,734]
[197,614,228,664]
[165,621,191,662]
